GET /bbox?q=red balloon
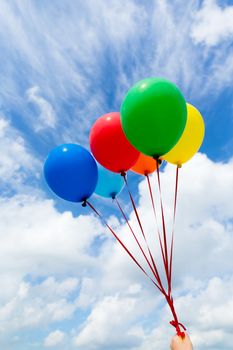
[90,112,140,173]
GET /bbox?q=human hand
[170,333,193,350]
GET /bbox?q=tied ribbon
[170,320,186,339]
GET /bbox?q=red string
[146,174,167,278]
[85,200,165,294]
[155,161,170,295]
[84,165,186,336]
[114,195,186,338]
[148,167,185,336]
[154,163,186,336]
[121,173,163,289]
[169,166,180,291]
[166,295,186,338]
[115,197,166,294]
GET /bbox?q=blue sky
[0,0,233,349]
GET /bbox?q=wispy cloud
[0,0,232,149]
[0,116,40,195]
[26,86,56,132]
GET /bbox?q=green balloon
[120,78,187,157]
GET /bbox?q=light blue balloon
[95,164,125,199]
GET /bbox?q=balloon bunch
[44,78,205,338]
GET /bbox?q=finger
[170,333,193,350]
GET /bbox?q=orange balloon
[131,153,159,175]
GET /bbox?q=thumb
[170,333,193,350]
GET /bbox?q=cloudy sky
[0,0,233,349]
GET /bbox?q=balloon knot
[120,171,126,177]
[152,156,162,165]
[82,200,87,207]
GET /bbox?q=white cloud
[44,330,65,347]
[26,85,56,131]
[162,276,233,350]
[0,194,104,279]
[74,294,147,349]
[0,278,78,332]
[134,154,233,286]
[0,152,232,349]
[0,116,40,193]
[191,0,233,46]
[104,277,233,350]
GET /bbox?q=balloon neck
[177,164,182,169]
[111,193,116,200]
[82,199,87,207]
[152,156,162,165]
[120,171,126,177]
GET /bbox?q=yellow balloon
[162,103,205,166]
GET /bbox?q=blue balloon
[44,144,98,202]
[95,164,125,199]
